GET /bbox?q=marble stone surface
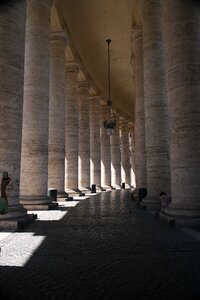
[143,0,171,207]
[163,0,200,218]
[20,0,52,207]
[78,81,90,190]
[0,0,27,220]
[89,95,101,188]
[132,26,147,192]
[65,62,79,192]
[48,31,66,197]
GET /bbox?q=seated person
[159,191,171,211]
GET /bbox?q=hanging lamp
[103,39,116,135]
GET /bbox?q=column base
[140,195,161,210]
[136,187,147,202]
[101,185,112,191]
[57,191,69,198]
[90,185,102,193]
[20,195,57,210]
[65,189,81,197]
[111,184,121,189]
[0,203,37,230]
[0,213,37,231]
[158,203,200,226]
[159,211,200,227]
[79,186,91,193]
[0,203,27,220]
[121,183,131,189]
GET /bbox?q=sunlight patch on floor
[0,232,45,267]
[28,210,68,221]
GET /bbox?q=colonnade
[132,0,200,224]
[0,0,200,225]
[0,0,132,219]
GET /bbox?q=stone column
[132,26,147,201]
[48,31,67,198]
[20,0,52,209]
[129,123,136,188]
[65,62,79,194]
[0,0,27,220]
[120,118,131,187]
[78,80,90,191]
[162,0,200,222]
[89,94,101,189]
[110,114,121,188]
[142,0,171,208]
[100,101,111,189]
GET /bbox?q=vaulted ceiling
[51,0,142,122]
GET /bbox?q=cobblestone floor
[0,189,200,300]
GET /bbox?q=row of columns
[0,0,133,219]
[132,0,200,222]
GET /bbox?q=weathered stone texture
[111,114,121,187]
[20,0,51,205]
[0,0,27,218]
[132,26,146,190]
[129,124,136,187]
[89,96,101,187]
[163,0,200,217]
[48,32,66,195]
[120,119,130,186]
[143,0,171,205]
[78,81,90,190]
[100,102,111,187]
[65,63,79,191]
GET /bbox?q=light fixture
[103,39,116,136]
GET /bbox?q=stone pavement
[0,189,200,300]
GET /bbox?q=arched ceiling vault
[52,0,142,122]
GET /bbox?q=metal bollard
[48,189,57,202]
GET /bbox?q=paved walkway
[0,189,200,300]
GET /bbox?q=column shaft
[120,119,130,187]
[129,124,136,188]
[78,81,90,190]
[132,26,147,199]
[48,32,67,197]
[143,0,171,207]
[0,0,27,219]
[100,102,111,188]
[111,114,121,187]
[90,96,101,188]
[163,0,200,219]
[65,63,79,192]
[20,0,52,209]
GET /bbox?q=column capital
[119,117,128,130]
[51,30,67,44]
[89,95,100,104]
[51,0,60,5]
[128,123,135,136]
[65,61,79,73]
[130,54,135,71]
[132,25,143,41]
[78,80,90,95]
[99,101,107,119]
